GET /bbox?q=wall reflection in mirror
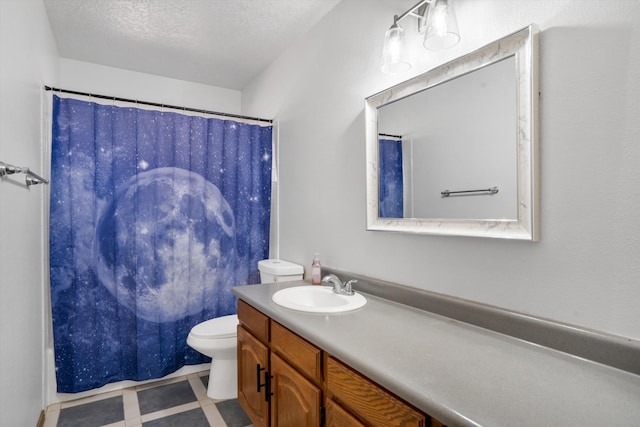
[365,25,539,240]
[378,56,517,221]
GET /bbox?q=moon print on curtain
[49,95,272,393]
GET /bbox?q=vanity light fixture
[381,21,411,74]
[381,0,460,74]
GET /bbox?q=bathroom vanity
[233,277,640,426]
[237,299,321,427]
[237,299,436,427]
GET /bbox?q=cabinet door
[238,326,269,427]
[270,353,322,427]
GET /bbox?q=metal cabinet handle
[265,372,274,402]
[256,364,266,393]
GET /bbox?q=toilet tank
[258,259,304,283]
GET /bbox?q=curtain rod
[44,86,273,124]
[378,132,402,139]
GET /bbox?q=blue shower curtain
[378,138,403,218]
[49,95,272,393]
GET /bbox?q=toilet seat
[189,314,238,339]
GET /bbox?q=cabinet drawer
[327,357,427,427]
[238,300,269,343]
[325,399,366,427]
[271,321,322,384]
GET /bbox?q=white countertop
[233,281,640,426]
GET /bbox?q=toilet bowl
[187,314,239,399]
[187,259,303,399]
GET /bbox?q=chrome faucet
[321,274,357,296]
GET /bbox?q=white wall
[242,0,640,340]
[0,1,59,425]
[59,59,242,115]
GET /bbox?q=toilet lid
[190,314,239,339]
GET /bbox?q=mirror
[365,25,539,240]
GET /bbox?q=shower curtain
[49,95,272,393]
[378,138,403,218]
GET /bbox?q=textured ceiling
[43,0,341,90]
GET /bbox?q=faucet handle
[344,280,358,295]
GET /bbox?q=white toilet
[187,259,303,399]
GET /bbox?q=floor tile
[56,395,124,427]
[43,408,60,427]
[47,403,62,413]
[123,388,141,420]
[46,372,256,427]
[216,399,252,427]
[199,375,209,388]
[140,402,200,422]
[60,390,122,409]
[187,376,213,404]
[141,408,210,427]
[135,375,188,392]
[201,403,226,425]
[137,381,197,415]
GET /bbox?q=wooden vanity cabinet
[237,300,446,427]
[327,357,427,427]
[237,300,322,427]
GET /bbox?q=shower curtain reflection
[49,95,272,393]
[379,137,404,218]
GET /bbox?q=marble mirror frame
[365,25,540,240]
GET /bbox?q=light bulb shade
[381,23,411,74]
[423,0,460,51]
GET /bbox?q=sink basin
[272,286,367,313]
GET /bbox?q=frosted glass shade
[423,0,460,51]
[381,24,411,74]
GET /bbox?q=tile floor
[43,371,253,427]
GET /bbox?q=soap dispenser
[311,253,322,285]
